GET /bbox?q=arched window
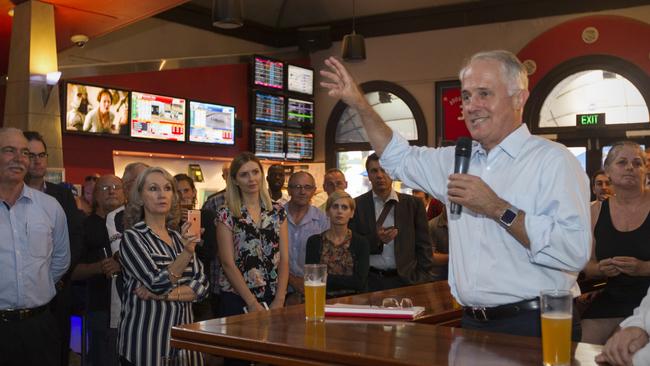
[523,55,650,174]
[325,81,427,197]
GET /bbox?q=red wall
[62,58,311,183]
[63,63,249,183]
[517,15,650,89]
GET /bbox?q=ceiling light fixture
[212,0,244,29]
[341,0,366,62]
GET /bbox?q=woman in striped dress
[118,167,208,366]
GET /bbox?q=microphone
[450,137,472,215]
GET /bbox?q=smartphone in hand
[187,209,201,239]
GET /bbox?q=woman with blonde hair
[216,152,288,319]
[582,141,650,345]
[118,167,208,366]
[306,190,369,296]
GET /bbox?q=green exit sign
[576,113,605,128]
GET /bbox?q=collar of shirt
[473,124,530,160]
[284,203,323,226]
[372,189,399,205]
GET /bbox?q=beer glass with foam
[304,264,327,321]
[540,289,572,366]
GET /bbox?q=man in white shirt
[321,50,591,338]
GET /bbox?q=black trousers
[367,271,406,292]
[461,305,582,341]
[0,309,60,366]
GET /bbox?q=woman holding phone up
[216,152,289,319]
[118,167,208,366]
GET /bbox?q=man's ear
[513,89,529,111]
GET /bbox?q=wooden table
[171,282,603,365]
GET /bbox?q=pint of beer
[540,290,572,366]
[304,264,327,321]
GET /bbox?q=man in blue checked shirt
[0,127,70,366]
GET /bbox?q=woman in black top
[582,141,650,344]
[306,190,369,297]
[118,167,208,366]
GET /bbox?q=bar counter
[171,282,602,365]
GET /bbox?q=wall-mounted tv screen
[130,91,186,141]
[63,82,130,136]
[286,97,314,128]
[253,127,285,160]
[253,56,284,90]
[287,64,314,96]
[253,91,285,125]
[286,130,314,160]
[188,101,235,145]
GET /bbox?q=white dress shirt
[379,124,591,307]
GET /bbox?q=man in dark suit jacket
[350,153,434,291]
[24,131,82,366]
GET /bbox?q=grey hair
[459,50,528,95]
[604,140,646,169]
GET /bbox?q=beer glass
[304,264,327,322]
[540,289,572,366]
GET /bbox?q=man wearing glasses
[0,127,70,366]
[72,174,125,366]
[24,130,82,366]
[284,171,329,304]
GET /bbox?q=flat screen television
[188,100,236,145]
[287,64,314,96]
[252,55,284,90]
[253,91,285,125]
[130,91,186,141]
[286,130,314,160]
[63,82,130,136]
[253,126,285,160]
[286,97,314,129]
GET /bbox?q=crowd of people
[1,48,649,366]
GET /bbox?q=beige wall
[57,6,650,163]
[58,18,293,66]
[310,5,650,161]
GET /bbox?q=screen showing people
[64,83,129,136]
[131,91,186,141]
[287,98,314,128]
[287,64,314,96]
[188,101,235,145]
[286,131,314,160]
[254,92,285,125]
[254,127,285,159]
[253,56,284,90]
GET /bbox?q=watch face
[501,209,517,225]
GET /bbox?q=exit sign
[576,113,605,128]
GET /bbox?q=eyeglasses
[381,297,414,309]
[99,184,123,192]
[288,184,315,191]
[28,152,48,160]
[1,146,30,158]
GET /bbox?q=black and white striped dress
[118,221,208,366]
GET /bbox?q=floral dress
[216,203,286,301]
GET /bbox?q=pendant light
[212,0,244,29]
[341,0,366,61]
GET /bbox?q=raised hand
[320,57,367,108]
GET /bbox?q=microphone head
[455,137,472,158]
